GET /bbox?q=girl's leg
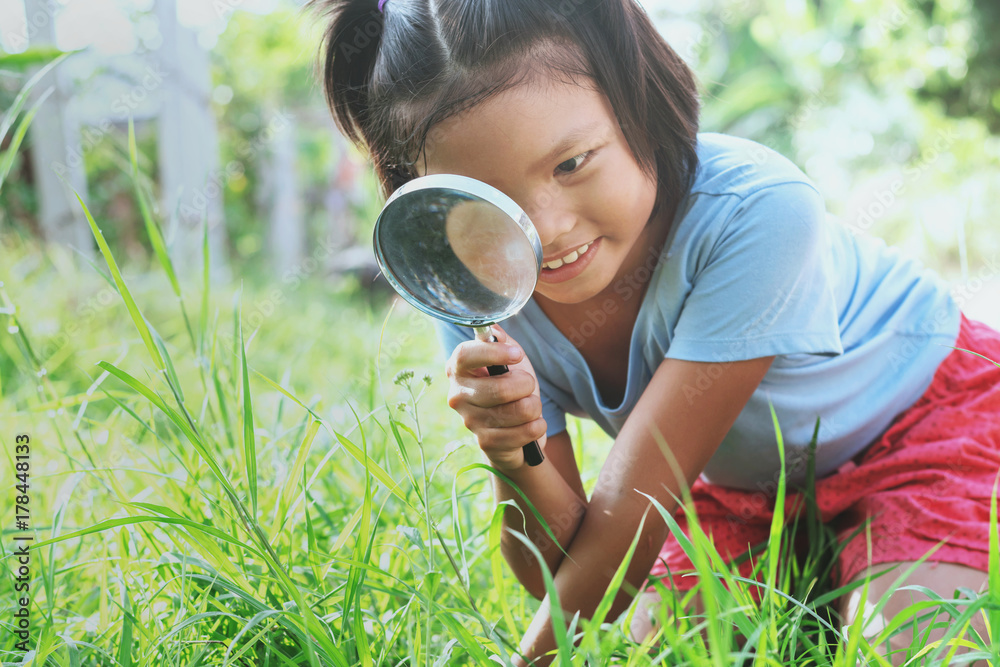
[628,590,669,643]
[628,587,718,645]
[629,583,758,650]
[836,560,989,667]
[630,475,773,645]
[822,313,1000,665]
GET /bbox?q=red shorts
[645,313,1000,596]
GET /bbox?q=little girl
[313,0,1000,664]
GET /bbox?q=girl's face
[416,73,671,308]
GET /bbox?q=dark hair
[310,0,700,217]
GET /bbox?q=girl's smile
[416,71,672,308]
[539,237,601,284]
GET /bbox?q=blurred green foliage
[209,4,384,273]
[212,5,328,264]
[920,0,1000,131]
[649,0,1000,276]
[1,0,999,279]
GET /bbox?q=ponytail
[312,0,385,147]
[311,0,450,197]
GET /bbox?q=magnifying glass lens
[376,190,537,323]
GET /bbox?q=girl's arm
[513,354,776,666]
[492,429,588,599]
[444,323,591,597]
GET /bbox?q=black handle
[486,336,545,467]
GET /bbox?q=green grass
[2,200,998,667]
[1,77,999,665]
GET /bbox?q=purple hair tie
[378,0,389,12]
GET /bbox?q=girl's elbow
[524,578,546,601]
[510,557,548,600]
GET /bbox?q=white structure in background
[24,0,94,261]
[14,0,364,284]
[20,0,231,279]
[155,0,230,283]
[264,107,306,277]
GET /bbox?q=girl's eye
[555,151,592,175]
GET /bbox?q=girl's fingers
[450,370,537,409]
[475,418,548,456]
[442,325,546,469]
[461,393,542,429]
[447,339,523,376]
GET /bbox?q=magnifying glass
[373,173,545,466]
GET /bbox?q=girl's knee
[627,591,665,643]
[837,560,991,667]
[627,588,708,644]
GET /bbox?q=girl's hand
[445,324,547,472]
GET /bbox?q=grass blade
[765,401,788,648]
[201,214,210,353]
[248,365,413,509]
[115,576,134,667]
[30,514,264,561]
[96,360,236,495]
[590,507,649,631]
[0,51,71,144]
[238,299,258,519]
[74,190,166,372]
[0,86,53,191]
[946,347,1000,369]
[127,117,198,353]
[128,117,179,293]
[488,502,520,640]
[989,470,1000,659]
[506,530,573,667]
[275,418,321,537]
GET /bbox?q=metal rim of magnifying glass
[373,173,543,327]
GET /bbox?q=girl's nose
[523,187,575,249]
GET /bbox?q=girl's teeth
[544,242,591,270]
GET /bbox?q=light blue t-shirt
[434,132,961,492]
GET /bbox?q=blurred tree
[649,0,1000,277]
[212,4,368,280]
[915,0,1000,133]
